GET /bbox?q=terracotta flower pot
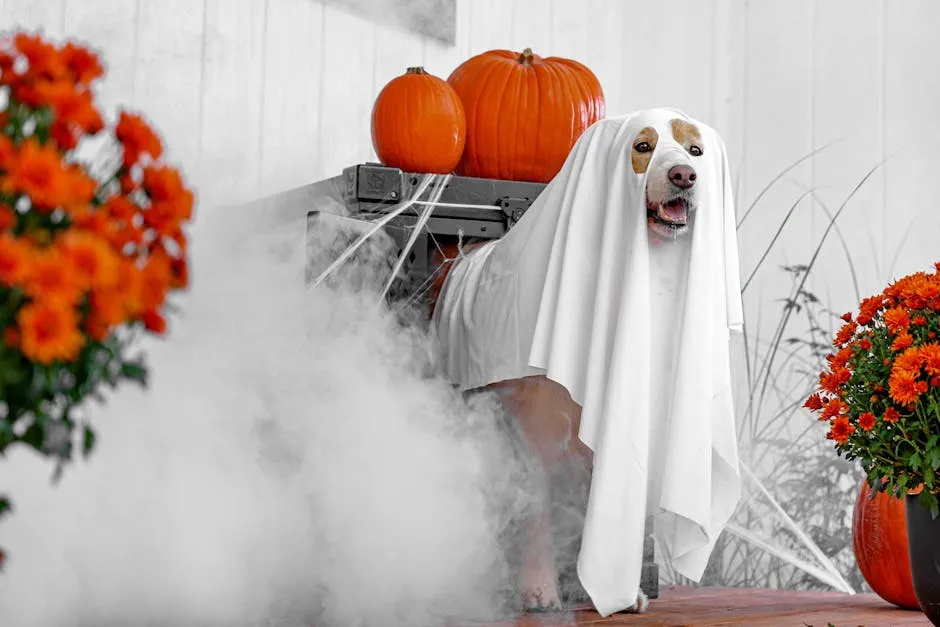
[906,493,940,625]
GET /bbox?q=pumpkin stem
[406,66,428,75]
[518,48,535,66]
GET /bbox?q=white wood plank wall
[0,0,938,337]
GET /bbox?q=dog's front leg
[492,376,586,611]
[519,481,561,611]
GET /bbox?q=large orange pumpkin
[447,47,605,184]
[371,67,466,174]
[852,480,919,609]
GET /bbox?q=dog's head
[631,118,704,241]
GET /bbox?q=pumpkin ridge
[492,58,522,180]
[464,54,514,177]
[537,62,567,181]
[448,60,480,175]
[563,61,601,130]
[577,66,599,134]
[517,67,536,182]
[421,78,465,169]
[465,58,507,177]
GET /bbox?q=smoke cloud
[0,180,545,626]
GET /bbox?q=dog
[431,114,707,614]
[497,117,704,612]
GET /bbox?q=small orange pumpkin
[371,66,466,174]
[852,480,919,609]
[447,47,605,184]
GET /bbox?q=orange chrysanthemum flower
[0,135,13,170]
[16,300,84,364]
[827,416,855,445]
[33,80,104,136]
[86,288,126,341]
[59,41,104,86]
[920,281,940,302]
[804,393,824,411]
[70,206,115,242]
[891,332,914,352]
[858,338,872,351]
[820,366,851,394]
[3,139,70,210]
[142,165,194,235]
[63,165,97,212]
[883,407,900,423]
[0,234,33,285]
[893,347,924,378]
[103,195,136,221]
[22,246,83,305]
[140,308,166,334]
[59,231,119,289]
[883,306,911,336]
[169,255,188,290]
[13,32,67,82]
[921,343,940,376]
[114,260,143,316]
[828,345,854,369]
[139,252,172,311]
[858,295,884,323]
[821,398,844,420]
[889,370,924,407]
[0,205,16,231]
[116,112,162,167]
[834,321,857,347]
[858,412,876,431]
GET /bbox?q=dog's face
[631,118,704,241]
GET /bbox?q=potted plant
[805,262,940,624]
[0,31,193,568]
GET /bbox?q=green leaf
[120,362,148,387]
[19,421,44,450]
[0,495,11,518]
[0,420,12,453]
[928,448,940,471]
[919,491,940,520]
[82,425,96,459]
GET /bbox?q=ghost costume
[431,108,744,616]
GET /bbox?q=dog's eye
[689,145,703,157]
[634,142,651,153]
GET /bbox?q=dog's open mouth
[647,197,689,227]
[646,196,694,239]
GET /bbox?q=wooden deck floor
[464,586,930,626]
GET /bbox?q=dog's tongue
[661,199,688,223]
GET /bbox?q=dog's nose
[668,165,697,189]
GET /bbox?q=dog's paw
[623,589,649,614]
[521,568,562,612]
[523,589,563,613]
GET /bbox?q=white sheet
[432,108,744,617]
